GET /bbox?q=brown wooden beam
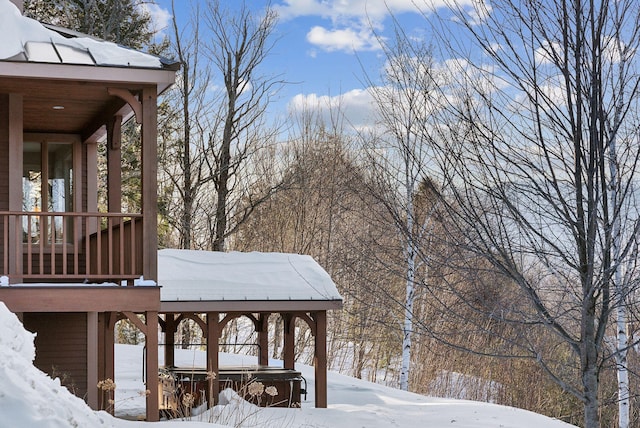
[283,314,296,370]
[145,311,159,421]
[121,311,148,335]
[104,312,116,413]
[206,312,220,407]
[0,286,160,312]
[160,300,343,313]
[8,93,22,282]
[313,311,328,408]
[86,312,99,410]
[164,313,175,368]
[141,86,158,282]
[258,313,270,366]
[107,88,142,124]
[81,96,129,143]
[107,115,122,213]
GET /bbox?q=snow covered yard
[0,302,577,428]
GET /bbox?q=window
[22,136,78,244]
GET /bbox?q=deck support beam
[258,313,270,366]
[141,87,158,282]
[206,312,221,407]
[145,310,159,421]
[283,314,296,370]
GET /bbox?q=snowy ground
[0,303,577,428]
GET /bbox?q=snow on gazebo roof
[158,249,343,311]
[0,0,175,69]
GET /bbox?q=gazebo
[156,249,343,409]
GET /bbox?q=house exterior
[0,0,177,421]
[0,0,343,421]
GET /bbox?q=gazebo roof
[158,249,343,312]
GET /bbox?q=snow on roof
[0,0,163,69]
[158,249,343,303]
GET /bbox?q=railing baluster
[2,215,8,276]
[96,215,102,276]
[73,216,79,275]
[0,211,143,282]
[50,215,56,275]
[119,216,125,276]
[38,214,44,276]
[108,217,113,276]
[130,216,136,279]
[27,213,33,276]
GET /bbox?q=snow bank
[0,302,117,428]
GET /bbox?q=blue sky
[144,0,475,129]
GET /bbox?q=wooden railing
[0,211,143,282]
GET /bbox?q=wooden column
[283,314,296,370]
[101,312,116,413]
[105,313,116,385]
[313,311,328,408]
[206,312,220,407]
[141,87,158,282]
[106,115,122,213]
[164,313,175,367]
[86,312,99,409]
[145,311,159,421]
[258,313,270,366]
[7,93,22,282]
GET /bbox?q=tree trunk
[582,301,600,428]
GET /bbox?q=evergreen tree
[24,0,153,49]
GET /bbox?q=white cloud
[139,2,172,36]
[288,88,376,130]
[276,0,478,24]
[306,25,381,53]
[275,0,482,53]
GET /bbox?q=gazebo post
[258,313,270,366]
[206,312,220,407]
[283,313,296,370]
[164,313,175,367]
[313,311,328,408]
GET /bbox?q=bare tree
[358,28,447,391]
[203,0,284,251]
[403,1,640,427]
[157,1,215,250]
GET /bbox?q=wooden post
[86,312,99,409]
[314,311,328,408]
[106,115,122,214]
[8,94,22,282]
[141,87,158,282]
[206,312,220,407]
[258,313,270,366]
[283,314,296,370]
[145,311,159,421]
[164,313,175,367]
[104,312,116,413]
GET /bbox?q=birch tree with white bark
[409,1,640,426]
[360,30,446,391]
